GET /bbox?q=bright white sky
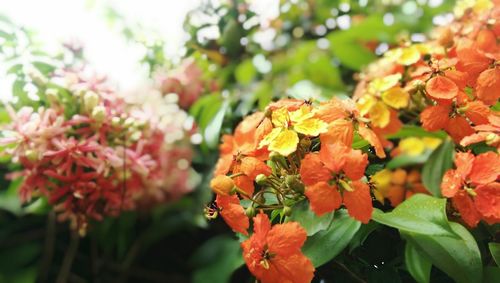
[0,0,201,91]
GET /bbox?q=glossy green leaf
[349,221,379,253]
[405,242,431,283]
[386,151,432,169]
[235,59,256,85]
[421,138,455,197]
[191,235,244,283]
[203,100,228,148]
[489,242,500,266]
[287,200,335,236]
[372,194,455,237]
[302,209,361,267]
[403,222,482,283]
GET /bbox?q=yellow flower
[369,101,390,128]
[357,95,377,117]
[381,87,410,109]
[259,106,328,156]
[422,137,442,150]
[367,73,402,94]
[399,137,426,156]
[371,169,392,203]
[397,46,421,66]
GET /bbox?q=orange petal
[452,190,481,228]
[464,101,491,125]
[216,194,249,235]
[476,68,500,105]
[319,142,348,173]
[267,99,306,111]
[441,169,463,198]
[387,185,405,207]
[266,253,315,283]
[267,222,307,256]
[219,135,235,155]
[214,154,233,176]
[454,151,474,179]
[420,105,450,131]
[343,149,368,180]
[304,182,342,216]
[469,151,500,185]
[315,99,350,122]
[240,157,272,180]
[343,181,373,224]
[299,153,331,186]
[426,76,458,100]
[474,183,500,222]
[444,116,475,143]
[320,119,354,147]
[358,124,386,158]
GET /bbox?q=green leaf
[387,125,447,139]
[386,150,432,169]
[405,242,431,283]
[191,235,244,283]
[203,100,228,148]
[372,194,455,237]
[302,209,361,267]
[483,267,500,283]
[489,242,500,266]
[235,59,256,85]
[421,139,455,197]
[403,222,482,283]
[286,200,335,236]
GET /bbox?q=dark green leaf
[302,209,361,267]
[287,200,334,236]
[421,138,454,197]
[483,267,500,283]
[349,221,379,253]
[191,235,244,283]
[372,194,455,237]
[405,242,431,283]
[489,242,500,266]
[403,222,482,283]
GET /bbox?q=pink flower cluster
[0,68,195,235]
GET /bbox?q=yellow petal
[381,87,410,109]
[422,137,442,150]
[294,118,328,136]
[271,108,289,127]
[397,46,421,66]
[268,129,299,156]
[371,169,392,199]
[399,137,425,156]
[384,48,403,62]
[373,188,385,204]
[259,127,282,148]
[289,105,314,123]
[357,95,377,117]
[368,73,402,94]
[369,101,390,128]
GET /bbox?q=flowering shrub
[0,67,195,235]
[208,1,500,282]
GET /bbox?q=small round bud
[25,149,39,162]
[283,206,292,216]
[285,175,305,194]
[83,91,99,113]
[245,206,255,217]
[45,88,59,104]
[111,117,121,127]
[210,175,235,196]
[255,174,268,185]
[91,106,106,123]
[299,138,311,149]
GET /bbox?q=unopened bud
[83,91,99,113]
[91,106,106,123]
[299,138,311,149]
[245,206,255,217]
[45,88,59,104]
[130,131,142,142]
[255,174,268,185]
[25,149,38,162]
[283,206,292,216]
[285,175,305,194]
[111,116,121,127]
[210,175,235,196]
[123,117,135,128]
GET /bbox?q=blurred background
[0,0,457,282]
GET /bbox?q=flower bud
[283,206,292,216]
[45,88,59,105]
[91,106,106,123]
[111,116,121,127]
[245,206,255,217]
[25,149,39,162]
[255,174,268,185]
[285,174,304,194]
[83,91,99,113]
[210,175,235,196]
[299,138,311,149]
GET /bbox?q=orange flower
[241,213,314,283]
[420,104,476,143]
[476,67,500,105]
[372,169,429,207]
[216,194,249,235]
[441,151,500,227]
[210,175,234,196]
[461,114,500,149]
[426,76,458,100]
[299,143,372,223]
